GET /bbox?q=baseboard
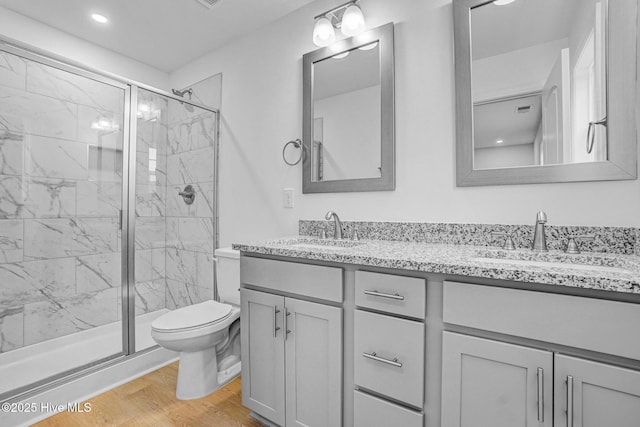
[0,347,178,427]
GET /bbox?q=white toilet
[151,247,241,400]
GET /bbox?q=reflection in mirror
[454,0,637,186]
[303,22,395,193]
[471,0,607,170]
[312,43,381,181]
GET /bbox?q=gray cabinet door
[442,332,553,427]
[554,354,640,427]
[285,297,342,427]
[241,288,286,426]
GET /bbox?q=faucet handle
[490,232,516,250]
[352,227,359,241]
[320,227,327,239]
[565,235,595,254]
[536,211,547,223]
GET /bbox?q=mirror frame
[454,0,638,186]
[302,22,395,193]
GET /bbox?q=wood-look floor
[34,363,262,427]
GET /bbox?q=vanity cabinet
[240,257,343,427]
[442,281,640,427]
[442,332,553,427]
[239,251,640,427]
[554,355,640,427]
[442,333,640,427]
[353,271,425,425]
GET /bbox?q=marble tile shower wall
[133,89,217,319]
[164,100,217,309]
[0,51,124,353]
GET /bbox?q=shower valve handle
[179,185,196,205]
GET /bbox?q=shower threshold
[0,310,167,397]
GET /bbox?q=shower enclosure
[0,41,218,401]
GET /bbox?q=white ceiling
[0,0,316,72]
[474,94,542,149]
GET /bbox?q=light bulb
[313,17,336,47]
[493,0,516,5]
[341,5,365,36]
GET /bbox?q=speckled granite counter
[233,236,640,295]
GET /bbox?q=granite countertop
[233,236,640,295]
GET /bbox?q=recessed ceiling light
[91,13,109,24]
[496,139,504,144]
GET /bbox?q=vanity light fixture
[493,0,516,5]
[313,16,336,47]
[91,13,109,24]
[333,51,350,59]
[312,1,366,47]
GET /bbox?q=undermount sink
[289,238,363,250]
[472,257,631,274]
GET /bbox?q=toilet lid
[151,300,233,332]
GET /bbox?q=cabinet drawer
[443,281,640,360]
[241,256,343,302]
[354,390,423,427]
[354,310,424,408]
[355,271,425,319]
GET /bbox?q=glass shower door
[0,47,127,397]
[133,88,218,351]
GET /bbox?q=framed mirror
[302,22,395,193]
[454,0,637,186]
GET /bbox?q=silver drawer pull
[363,290,405,300]
[362,351,403,368]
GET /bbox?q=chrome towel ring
[283,139,304,166]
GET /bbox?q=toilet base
[176,347,219,400]
[175,350,242,400]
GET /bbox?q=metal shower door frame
[0,36,220,403]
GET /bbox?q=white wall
[314,85,381,181]
[170,0,640,247]
[0,6,169,89]
[474,144,535,170]
[472,39,568,102]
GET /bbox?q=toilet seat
[152,300,233,333]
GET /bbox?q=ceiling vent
[194,0,220,10]
[516,105,532,114]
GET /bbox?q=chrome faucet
[531,211,548,252]
[325,211,343,239]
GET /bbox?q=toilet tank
[215,247,240,305]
